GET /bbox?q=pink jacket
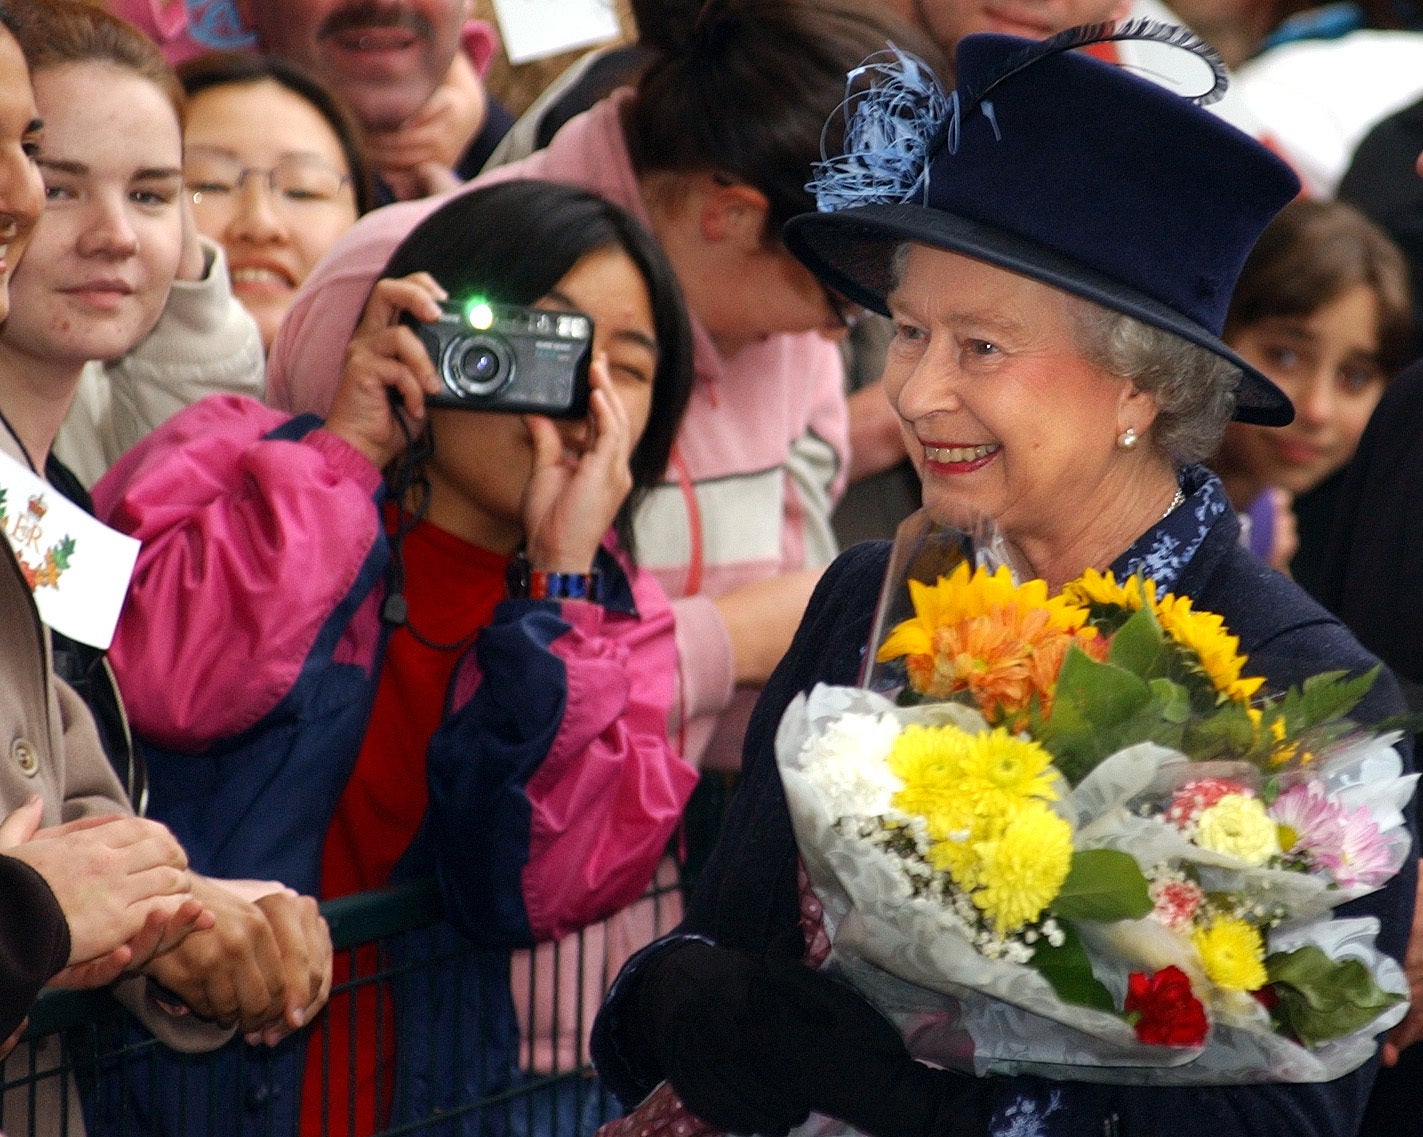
[266,91,850,770]
[93,393,697,938]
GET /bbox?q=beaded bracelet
[505,553,602,602]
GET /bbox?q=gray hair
[886,242,1242,463]
[1066,300,1240,465]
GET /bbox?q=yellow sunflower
[1062,567,1157,611]
[1066,571,1262,707]
[1154,591,1264,706]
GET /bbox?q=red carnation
[1125,966,1209,1048]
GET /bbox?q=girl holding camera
[90,178,699,1136]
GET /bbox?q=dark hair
[629,0,705,51]
[0,3,16,35]
[1225,197,1415,378]
[382,179,695,560]
[11,0,185,129]
[624,0,946,237]
[176,50,375,217]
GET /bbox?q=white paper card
[489,0,620,64]
[0,451,139,650]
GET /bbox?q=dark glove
[630,939,989,1137]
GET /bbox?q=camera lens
[445,334,513,398]
[464,346,500,383]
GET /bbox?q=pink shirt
[267,91,850,769]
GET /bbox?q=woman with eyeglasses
[177,50,373,352]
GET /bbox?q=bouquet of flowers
[776,516,1415,1089]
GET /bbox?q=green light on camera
[464,299,495,330]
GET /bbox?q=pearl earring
[1118,427,1138,450]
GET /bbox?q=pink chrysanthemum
[1270,782,1341,857]
[1270,782,1392,889]
[1333,803,1395,889]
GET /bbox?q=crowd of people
[0,2,1421,1137]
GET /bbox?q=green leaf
[1148,678,1193,725]
[1374,711,1423,737]
[1051,649,1153,731]
[1053,849,1154,922]
[1266,945,1404,1047]
[51,535,75,571]
[1106,606,1168,677]
[1030,921,1117,1013]
[1179,701,1261,763]
[1278,669,1377,736]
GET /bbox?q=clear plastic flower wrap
[775,509,1415,1096]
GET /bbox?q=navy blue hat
[784,22,1302,426]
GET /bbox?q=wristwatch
[505,553,602,602]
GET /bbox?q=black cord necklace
[0,403,39,475]
[380,416,483,655]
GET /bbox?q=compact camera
[410,298,593,417]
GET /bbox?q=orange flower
[882,563,1100,725]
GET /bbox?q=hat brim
[784,204,1294,427]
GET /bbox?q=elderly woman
[589,23,1417,1137]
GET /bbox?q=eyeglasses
[184,147,352,212]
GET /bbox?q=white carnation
[801,712,904,817]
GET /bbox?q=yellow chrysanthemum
[876,563,1097,722]
[887,723,977,842]
[926,825,982,888]
[969,799,1073,934]
[955,727,1060,816]
[1154,590,1264,706]
[1192,917,1268,991]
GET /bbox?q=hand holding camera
[326,271,635,581]
[520,348,636,575]
[324,273,447,470]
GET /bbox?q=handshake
[0,796,332,1058]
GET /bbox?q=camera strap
[379,417,480,654]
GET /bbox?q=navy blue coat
[595,500,1418,1137]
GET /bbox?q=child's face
[422,246,659,552]
[1223,283,1389,497]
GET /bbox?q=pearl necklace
[1161,485,1186,521]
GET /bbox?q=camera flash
[465,300,495,331]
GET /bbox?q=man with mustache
[236,0,513,198]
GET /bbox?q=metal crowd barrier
[0,869,684,1137]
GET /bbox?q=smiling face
[422,246,659,551]
[1219,284,1388,498]
[882,244,1171,574]
[184,78,360,349]
[242,0,469,131]
[0,61,183,371]
[0,28,44,324]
